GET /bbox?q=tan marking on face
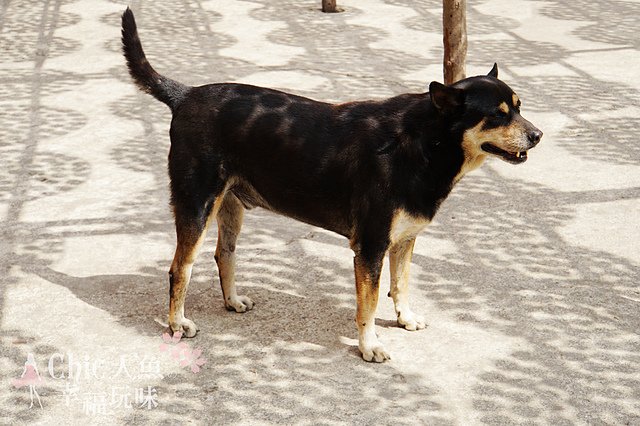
[456,120,489,182]
[389,210,430,245]
[512,93,520,108]
[499,102,509,114]
[459,118,530,172]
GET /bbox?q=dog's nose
[528,129,543,145]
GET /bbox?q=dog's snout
[528,129,543,145]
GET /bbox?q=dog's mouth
[481,143,528,164]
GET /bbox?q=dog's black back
[168,81,466,242]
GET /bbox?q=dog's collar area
[481,142,528,164]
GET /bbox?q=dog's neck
[454,151,487,184]
[392,98,475,220]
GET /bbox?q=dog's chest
[389,210,430,245]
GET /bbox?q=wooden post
[322,0,337,13]
[442,0,467,84]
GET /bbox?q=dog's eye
[493,109,509,118]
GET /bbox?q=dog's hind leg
[214,192,254,313]
[389,237,426,331]
[168,194,225,337]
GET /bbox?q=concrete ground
[1,0,639,424]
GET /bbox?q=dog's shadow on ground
[27,210,360,349]
[16,209,452,424]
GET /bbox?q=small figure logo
[13,353,43,409]
[159,331,207,373]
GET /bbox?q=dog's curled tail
[121,7,188,110]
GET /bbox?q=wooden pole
[322,0,337,13]
[442,0,467,84]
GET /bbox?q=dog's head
[429,64,542,164]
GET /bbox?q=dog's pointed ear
[429,81,465,111]
[488,63,498,78]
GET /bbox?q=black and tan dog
[121,8,541,362]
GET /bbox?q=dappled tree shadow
[541,0,640,48]
[414,171,640,424]
[2,0,639,424]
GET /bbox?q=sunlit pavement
[1,0,639,424]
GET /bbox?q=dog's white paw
[358,324,390,362]
[225,295,254,313]
[170,317,198,338]
[397,309,426,331]
[360,343,391,363]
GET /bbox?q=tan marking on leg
[168,193,226,337]
[354,254,389,362]
[215,193,254,313]
[389,238,426,331]
[389,209,429,246]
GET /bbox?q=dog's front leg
[389,237,426,331]
[353,248,390,362]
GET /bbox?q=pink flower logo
[13,353,43,409]
[159,332,206,373]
